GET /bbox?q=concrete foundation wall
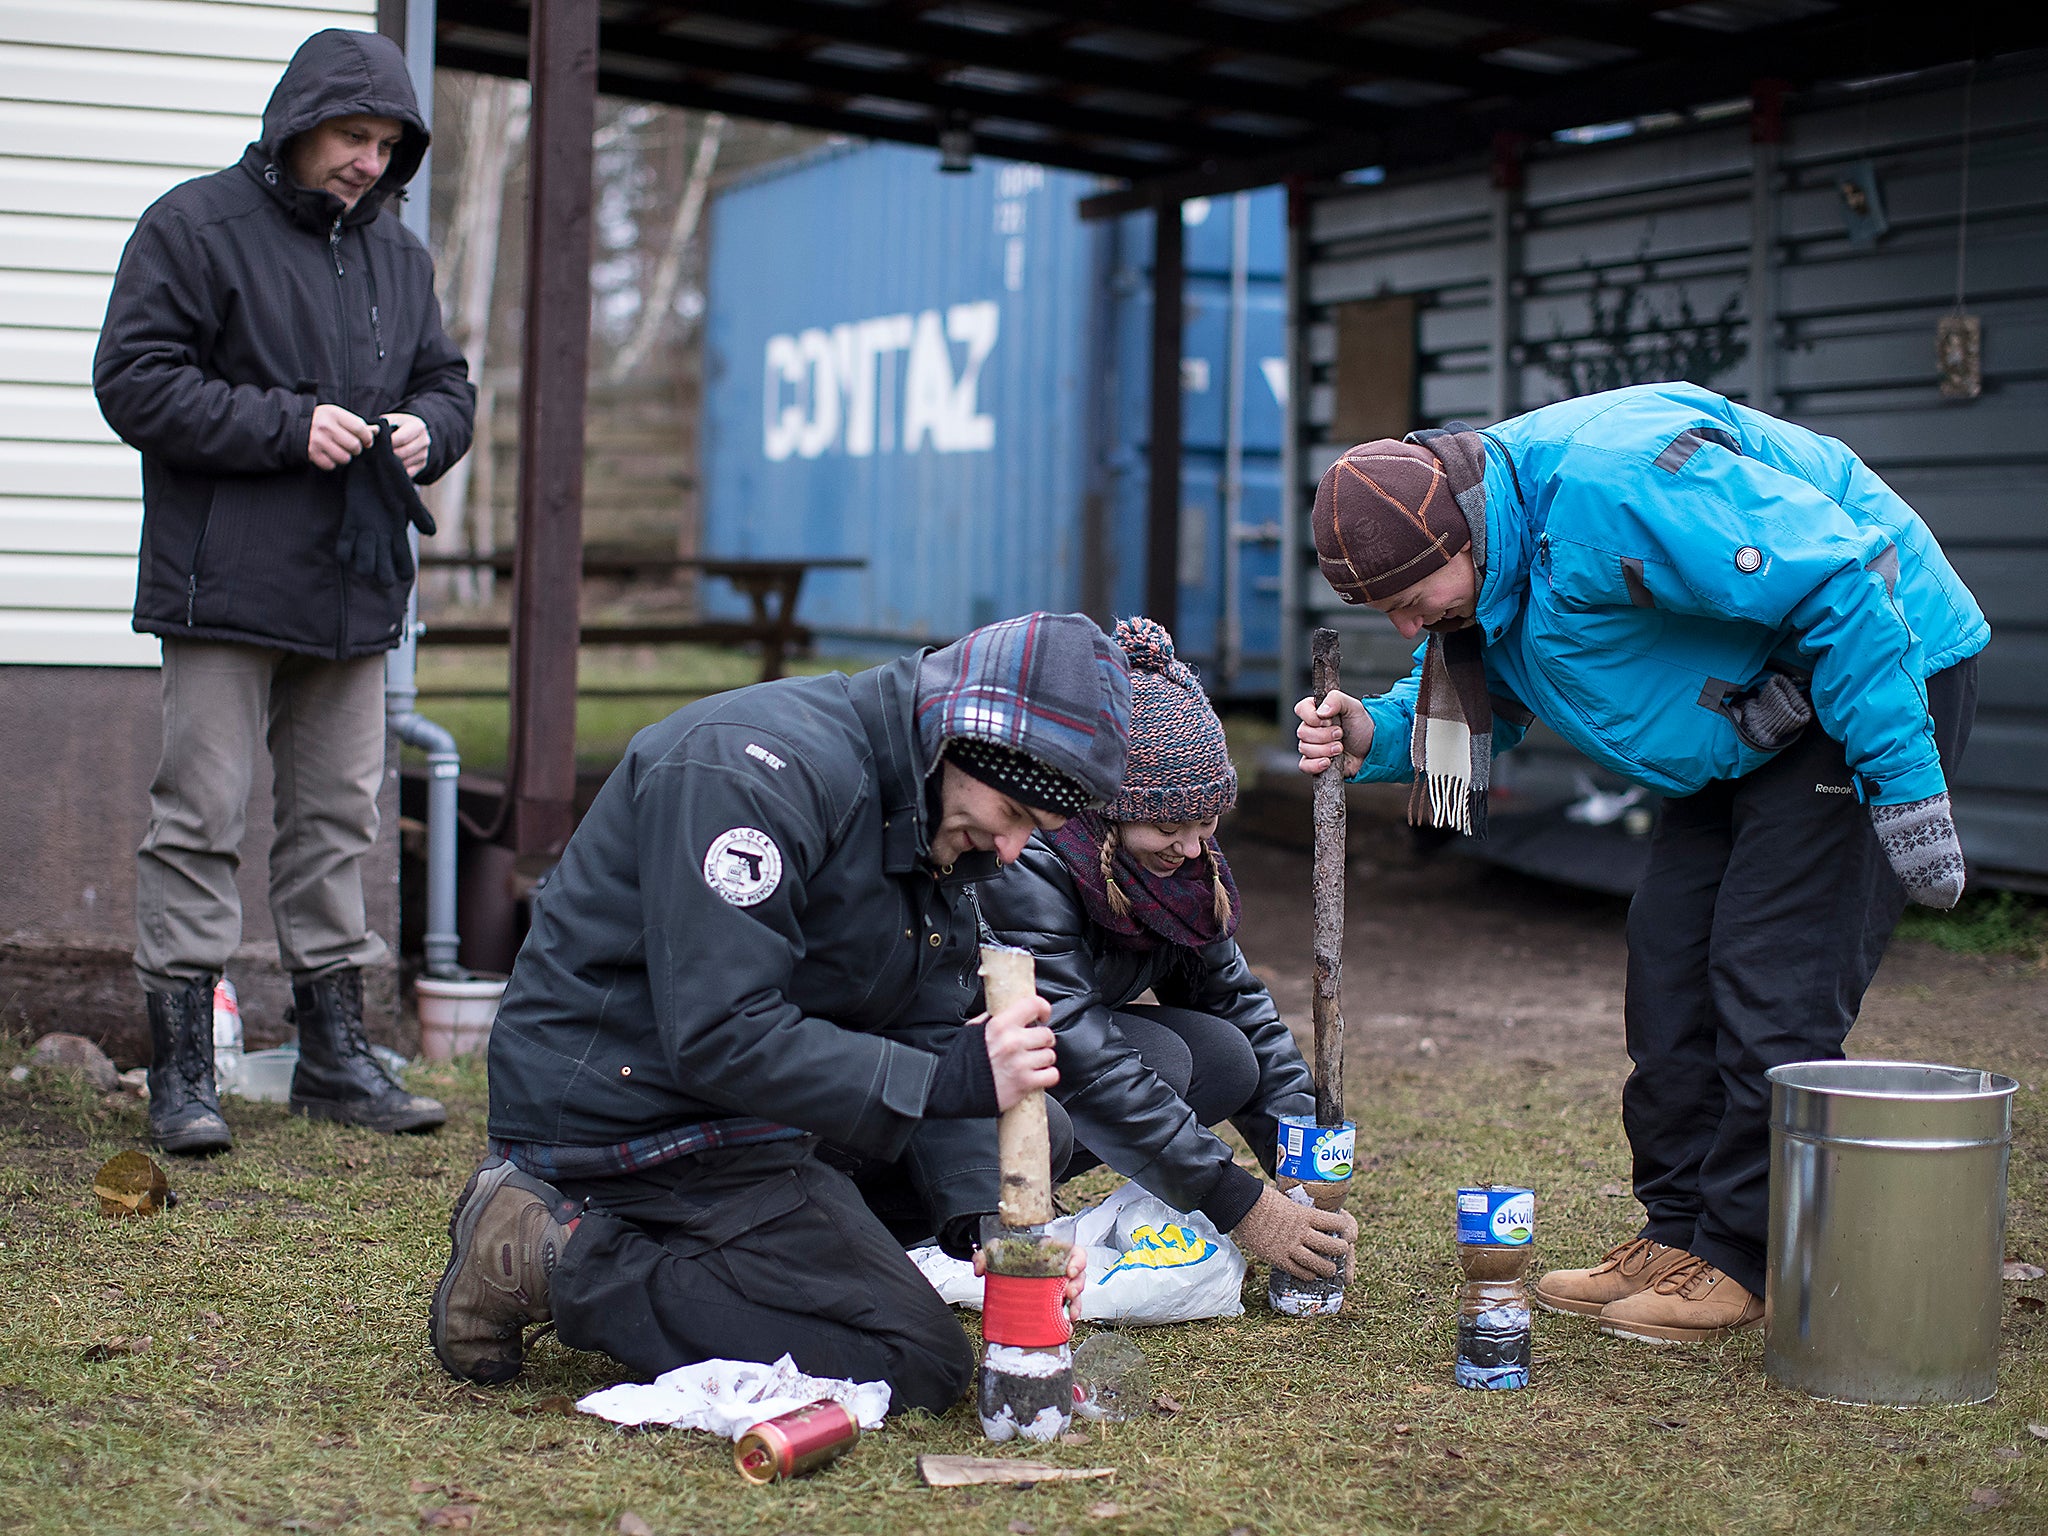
[0,664,403,1066]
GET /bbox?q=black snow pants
[1622,659,1976,1297]
[548,1136,975,1415]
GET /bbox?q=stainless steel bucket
[1765,1059,2016,1405]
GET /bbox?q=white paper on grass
[574,1352,891,1438]
[910,1181,1246,1326]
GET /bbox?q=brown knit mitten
[1231,1185,1358,1280]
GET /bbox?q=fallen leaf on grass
[1650,1417,1689,1432]
[1151,1393,1182,1416]
[93,1150,172,1218]
[1406,1383,1436,1395]
[1969,1488,2005,1509]
[1444,1447,1466,1460]
[1597,1183,1629,1198]
[1086,1504,1123,1520]
[80,1335,151,1361]
[2030,1424,2048,1440]
[617,1513,654,1536]
[419,1505,479,1530]
[200,1311,223,1329]
[1994,1447,2023,1460]
[1057,1432,1091,1446]
[509,1396,577,1417]
[1392,1423,1412,1436]
[2004,1260,2046,1282]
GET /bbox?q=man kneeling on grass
[429,614,1128,1413]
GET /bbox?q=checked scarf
[1403,425,1494,837]
[1045,810,1241,953]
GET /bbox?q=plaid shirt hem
[490,1118,808,1184]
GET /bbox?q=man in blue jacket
[1296,383,1983,1345]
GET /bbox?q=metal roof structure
[419,0,2046,856]
[435,2,2044,214]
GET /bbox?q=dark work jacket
[93,28,475,659]
[978,837,1315,1232]
[487,655,1002,1232]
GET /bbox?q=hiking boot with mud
[430,1157,581,1384]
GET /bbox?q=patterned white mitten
[1870,792,1966,909]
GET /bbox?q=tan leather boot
[1532,1237,1688,1317]
[1597,1254,1764,1345]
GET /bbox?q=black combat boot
[145,978,233,1155]
[288,968,446,1133]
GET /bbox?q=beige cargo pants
[134,639,389,994]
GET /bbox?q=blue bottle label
[1456,1186,1534,1246]
[1276,1116,1355,1182]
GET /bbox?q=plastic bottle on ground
[211,976,243,1094]
[1455,1185,1533,1390]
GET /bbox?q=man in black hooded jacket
[94,28,474,1154]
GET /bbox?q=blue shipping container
[701,142,1285,692]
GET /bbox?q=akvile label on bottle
[1276,1116,1354,1182]
[1456,1186,1534,1246]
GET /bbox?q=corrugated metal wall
[700,143,1102,646]
[1288,60,2048,882]
[0,0,377,668]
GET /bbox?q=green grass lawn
[3,1025,2044,1536]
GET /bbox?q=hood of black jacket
[244,28,429,231]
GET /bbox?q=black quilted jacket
[94,29,474,658]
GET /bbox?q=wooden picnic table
[414,553,864,683]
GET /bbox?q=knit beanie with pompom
[1105,617,1237,824]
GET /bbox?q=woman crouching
[978,617,1357,1288]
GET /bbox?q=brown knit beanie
[1313,439,1472,604]
[1104,617,1237,824]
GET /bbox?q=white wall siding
[0,0,376,667]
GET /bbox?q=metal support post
[507,0,596,856]
[1275,176,1306,725]
[1749,80,1786,416]
[1145,197,1184,630]
[1220,190,1250,689]
[1488,132,1524,425]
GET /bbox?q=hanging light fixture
[938,109,975,173]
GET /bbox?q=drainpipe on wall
[385,0,462,978]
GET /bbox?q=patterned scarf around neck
[1045,810,1241,952]
[1403,425,1494,837]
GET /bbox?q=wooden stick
[918,1455,1115,1488]
[982,944,1054,1228]
[1310,628,1346,1130]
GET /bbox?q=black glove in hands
[1871,791,1966,909]
[334,416,437,587]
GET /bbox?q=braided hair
[1097,821,1233,928]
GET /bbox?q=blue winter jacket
[1347,384,1988,808]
